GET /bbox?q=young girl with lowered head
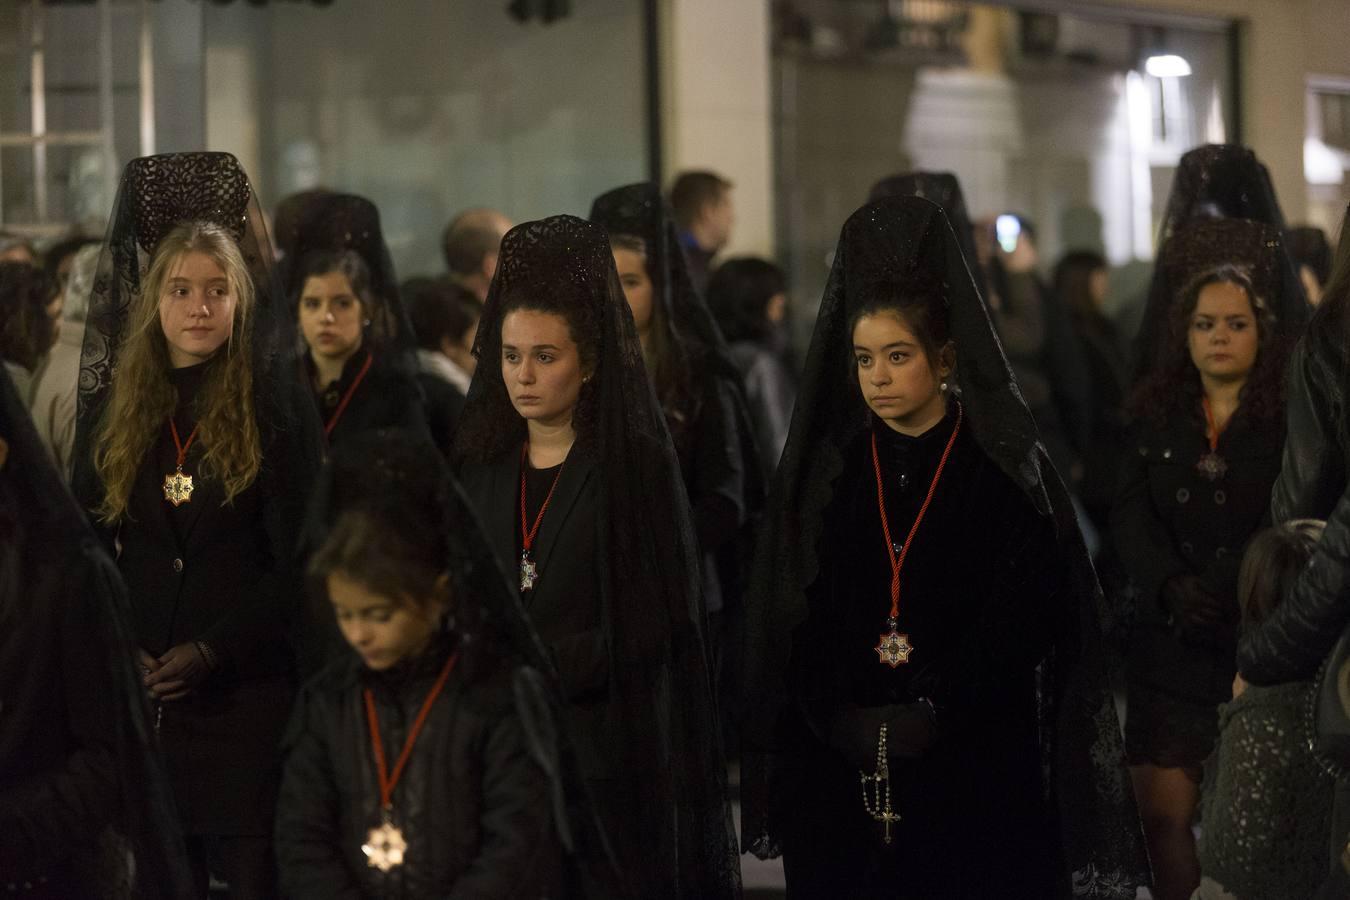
[277,432,600,898]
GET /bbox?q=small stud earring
[940,380,949,392]
[362,318,372,327]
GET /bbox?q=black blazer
[417,371,466,458]
[458,448,616,778]
[112,382,319,834]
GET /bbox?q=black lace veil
[589,180,768,592]
[1135,144,1309,377]
[452,214,741,898]
[868,170,989,298]
[739,196,1149,896]
[70,151,324,672]
[0,364,192,896]
[300,430,623,895]
[72,152,322,514]
[589,182,738,377]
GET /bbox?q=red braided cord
[870,403,964,620]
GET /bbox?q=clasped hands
[140,641,216,702]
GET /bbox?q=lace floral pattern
[1198,681,1334,900]
[1134,144,1308,381]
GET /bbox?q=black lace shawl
[739,196,1149,897]
[451,215,740,898]
[298,430,623,895]
[0,364,193,896]
[589,181,767,579]
[72,152,323,517]
[1135,144,1309,378]
[869,170,989,299]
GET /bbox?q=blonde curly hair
[93,221,261,522]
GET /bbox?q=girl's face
[158,251,238,369]
[328,572,443,671]
[501,309,587,428]
[852,310,949,433]
[612,248,654,335]
[299,270,364,362]
[1187,281,1259,384]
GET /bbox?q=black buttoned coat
[111,374,321,835]
[1112,405,1284,703]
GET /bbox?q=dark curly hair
[452,282,604,463]
[1128,264,1289,428]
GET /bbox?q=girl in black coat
[276,433,598,899]
[740,196,1147,899]
[454,215,739,899]
[1112,218,1295,900]
[73,153,324,897]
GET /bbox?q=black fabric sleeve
[447,691,561,899]
[1238,485,1350,685]
[689,376,746,554]
[1111,434,1190,612]
[993,270,1046,359]
[203,380,323,673]
[389,369,435,444]
[273,688,364,898]
[1042,290,1094,457]
[0,559,120,876]
[941,508,1060,712]
[551,627,609,703]
[1272,339,1346,523]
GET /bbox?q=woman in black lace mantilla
[740,196,1148,899]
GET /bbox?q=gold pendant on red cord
[162,466,194,506]
[875,617,914,668]
[362,814,408,872]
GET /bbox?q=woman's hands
[142,641,218,701]
[1161,574,1225,641]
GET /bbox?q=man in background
[441,208,512,303]
[669,171,734,290]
